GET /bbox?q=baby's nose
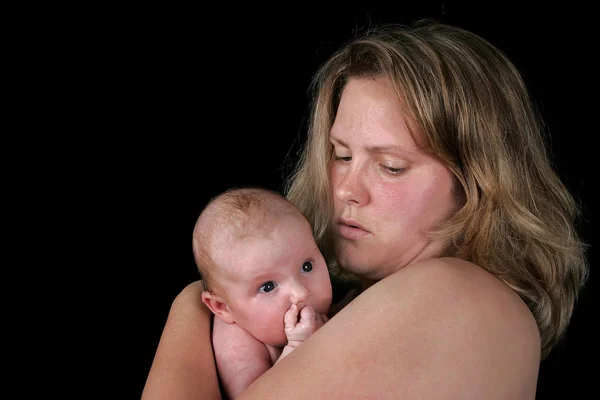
[290,282,309,304]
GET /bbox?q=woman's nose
[335,165,368,206]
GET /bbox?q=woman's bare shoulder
[376,256,541,362]
[239,257,541,399]
[344,257,541,397]
[381,255,537,323]
[395,256,540,334]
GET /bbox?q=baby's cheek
[257,310,288,346]
[315,291,333,315]
[321,277,334,312]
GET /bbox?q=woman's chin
[337,254,376,279]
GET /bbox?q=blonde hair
[284,19,588,359]
[192,187,302,294]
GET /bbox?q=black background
[101,4,595,398]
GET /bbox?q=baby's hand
[283,304,329,343]
[274,304,330,364]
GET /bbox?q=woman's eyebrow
[364,144,408,154]
[329,137,347,147]
[330,137,412,156]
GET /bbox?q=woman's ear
[201,291,234,324]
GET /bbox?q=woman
[143,20,588,399]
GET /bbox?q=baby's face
[215,213,332,347]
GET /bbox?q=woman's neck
[361,277,376,291]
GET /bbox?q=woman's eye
[382,165,405,175]
[302,261,313,272]
[333,155,351,162]
[259,281,277,293]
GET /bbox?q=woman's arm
[238,258,541,399]
[142,281,222,400]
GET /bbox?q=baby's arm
[275,304,329,364]
[212,316,271,399]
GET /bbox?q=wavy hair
[284,19,588,359]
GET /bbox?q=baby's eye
[259,281,277,293]
[302,261,313,272]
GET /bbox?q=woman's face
[329,77,460,281]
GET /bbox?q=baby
[192,187,332,399]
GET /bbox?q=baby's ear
[201,291,234,324]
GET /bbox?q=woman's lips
[338,218,370,240]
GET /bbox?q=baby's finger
[284,304,299,330]
[299,304,316,322]
[312,313,328,328]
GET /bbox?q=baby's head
[193,187,332,346]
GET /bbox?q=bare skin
[143,257,540,399]
[212,303,328,399]
[142,281,221,400]
[238,257,541,399]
